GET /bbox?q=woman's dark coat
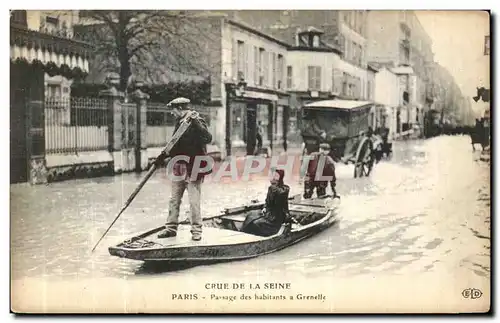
[241,184,290,237]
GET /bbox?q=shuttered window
[308,66,321,90]
[332,69,343,94]
[253,46,259,85]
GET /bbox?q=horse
[470,119,488,151]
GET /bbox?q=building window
[237,40,245,80]
[348,83,354,98]
[357,44,363,66]
[10,10,27,27]
[253,46,259,85]
[400,45,410,65]
[308,66,321,91]
[45,16,60,35]
[403,91,409,103]
[332,69,343,94]
[257,104,269,142]
[346,40,353,62]
[274,106,284,141]
[231,103,245,142]
[46,84,62,99]
[258,48,265,86]
[272,52,277,88]
[343,11,349,24]
[356,11,363,34]
[342,72,349,96]
[331,68,335,92]
[351,42,356,64]
[356,78,361,98]
[367,80,372,100]
[277,54,284,89]
[286,66,293,89]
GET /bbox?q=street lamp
[224,79,247,158]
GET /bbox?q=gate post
[28,99,48,185]
[100,78,124,173]
[27,66,47,185]
[131,84,149,172]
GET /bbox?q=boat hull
[108,196,339,263]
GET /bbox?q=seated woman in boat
[304,143,338,199]
[241,169,291,237]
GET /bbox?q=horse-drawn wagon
[300,99,388,178]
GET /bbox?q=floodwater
[10,135,490,283]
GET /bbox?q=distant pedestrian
[256,121,264,155]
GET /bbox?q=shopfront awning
[10,25,92,73]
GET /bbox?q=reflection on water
[10,135,490,281]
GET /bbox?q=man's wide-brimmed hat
[167,97,191,106]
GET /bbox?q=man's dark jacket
[169,113,213,180]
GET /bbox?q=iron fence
[146,102,175,147]
[146,102,216,148]
[45,97,108,154]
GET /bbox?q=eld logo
[462,288,483,299]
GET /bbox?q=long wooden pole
[91,113,195,252]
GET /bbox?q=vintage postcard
[9,9,490,314]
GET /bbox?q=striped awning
[10,25,92,73]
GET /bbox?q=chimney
[295,28,301,46]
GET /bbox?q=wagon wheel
[353,137,375,178]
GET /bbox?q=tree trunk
[117,12,131,93]
[119,56,131,93]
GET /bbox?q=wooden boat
[108,195,339,263]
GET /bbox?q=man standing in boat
[156,97,213,241]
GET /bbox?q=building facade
[226,11,373,139]
[218,19,290,157]
[10,10,92,184]
[24,11,82,101]
[372,66,402,138]
[366,11,435,136]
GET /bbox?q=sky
[415,11,490,114]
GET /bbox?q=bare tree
[75,10,220,92]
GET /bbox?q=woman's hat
[319,143,331,150]
[274,169,285,182]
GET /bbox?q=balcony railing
[39,26,74,40]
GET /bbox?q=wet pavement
[11,135,490,282]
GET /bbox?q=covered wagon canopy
[302,99,374,111]
[301,99,375,139]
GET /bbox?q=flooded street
[10,135,490,283]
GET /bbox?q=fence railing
[45,98,218,154]
[146,102,216,147]
[45,97,108,154]
[146,102,175,147]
